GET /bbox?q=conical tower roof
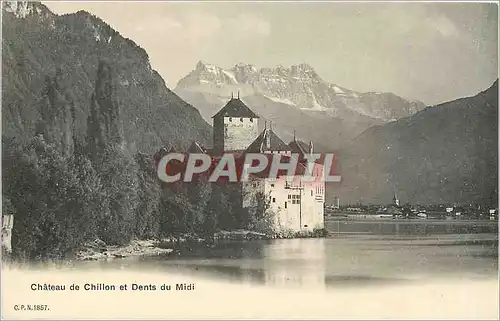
[246,127,291,153]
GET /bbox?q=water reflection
[262,239,327,288]
[157,240,329,288]
[140,239,329,288]
[70,233,498,290]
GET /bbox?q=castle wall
[213,117,225,153]
[219,116,259,152]
[243,162,325,234]
[265,176,302,232]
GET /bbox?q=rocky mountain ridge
[176,60,425,122]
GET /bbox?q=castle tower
[212,93,260,153]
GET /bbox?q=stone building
[212,93,260,153]
[192,95,325,233]
[2,214,14,253]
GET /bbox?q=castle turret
[288,130,313,160]
[265,122,271,149]
[246,124,292,154]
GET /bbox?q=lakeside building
[1,213,14,253]
[332,196,340,209]
[190,94,326,233]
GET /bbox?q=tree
[134,152,161,239]
[185,177,212,235]
[70,149,108,242]
[5,135,97,260]
[402,203,412,218]
[86,60,124,159]
[37,72,74,158]
[245,190,275,234]
[95,143,139,245]
[159,187,194,241]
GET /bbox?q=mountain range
[175,61,426,150]
[2,1,497,206]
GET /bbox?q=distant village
[326,194,499,221]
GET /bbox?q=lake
[76,219,499,289]
[4,219,498,319]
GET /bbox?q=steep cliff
[2,1,212,153]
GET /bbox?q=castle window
[288,195,291,199]
[229,117,232,122]
[284,202,287,209]
[240,118,243,122]
[272,198,276,203]
[250,118,253,122]
[271,184,274,187]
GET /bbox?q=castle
[190,94,325,233]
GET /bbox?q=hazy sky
[44,1,498,105]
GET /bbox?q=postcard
[1,0,498,319]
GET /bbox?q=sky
[44,1,498,105]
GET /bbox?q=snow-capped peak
[175,61,426,122]
[196,60,225,73]
[195,60,225,76]
[177,60,239,87]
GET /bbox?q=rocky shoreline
[75,239,173,261]
[75,230,269,261]
[75,228,327,261]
